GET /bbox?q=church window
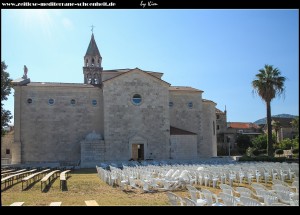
[169,101,173,107]
[132,94,142,105]
[48,98,55,105]
[188,102,193,108]
[27,98,33,104]
[92,99,97,106]
[71,99,76,105]
[213,121,215,135]
[92,58,95,67]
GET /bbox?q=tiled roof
[27,82,97,88]
[169,86,203,92]
[170,126,197,135]
[227,122,259,129]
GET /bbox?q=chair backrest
[239,196,262,206]
[251,183,267,190]
[166,191,182,206]
[202,189,215,206]
[263,191,279,206]
[236,187,252,198]
[182,197,196,206]
[220,184,234,195]
[219,192,238,206]
[272,184,291,192]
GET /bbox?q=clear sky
[1,9,299,125]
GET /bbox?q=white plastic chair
[219,192,239,206]
[239,196,263,206]
[202,189,223,206]
[182,197,197,206]
[166,191,183,206]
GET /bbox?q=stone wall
[15,84,103,163]
[201,100,217,157]
[169,91,203,157]
[170,135,197,160]
[103,69,170,161]
[81,140,105,168]
[1,130,13,164]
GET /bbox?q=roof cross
[90,25,95,33]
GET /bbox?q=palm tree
[272,120,281,145]
[252,65,286,156]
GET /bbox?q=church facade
[12,34,217,167]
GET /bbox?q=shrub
[239,155,286,162]
[292,148,299,154]
[236,134,252,154]
[252,148,260,156]
[275,149,284,157]
[258,149,267,154]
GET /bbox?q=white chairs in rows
[239,196,263,206]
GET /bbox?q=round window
[27,98,33,104]
[48,98,55,105]
[132,94,142,105]
[92,99,97,106]
[71,99,76,105]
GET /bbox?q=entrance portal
[131,144,144,160]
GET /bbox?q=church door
[131,144,144,160]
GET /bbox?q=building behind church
[11,34,218,167]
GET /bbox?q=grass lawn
[1,168,172,206]
[1,168,283,206]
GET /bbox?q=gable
[102,68,170,87]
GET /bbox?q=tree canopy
[1,61,12,136]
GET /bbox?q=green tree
[252,65,286,156]
[236,134,251,154]
[1,61,12,136]
[251,134,268,150]
[272,120,281,143]
[291,117,299,138]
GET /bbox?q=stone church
[11,33,217,167]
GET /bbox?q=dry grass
[1,168,293,206]
[1,168,170,206]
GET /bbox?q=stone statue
[23,65,28,79]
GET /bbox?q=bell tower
[83,32,103,85]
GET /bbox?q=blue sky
[1,9,299,124]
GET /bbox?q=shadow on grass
[61,177,72,192]
[1,180,23,192]
[42,177,59,193]
[22,179,41,191]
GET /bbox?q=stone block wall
[103,70,170,161]
[169,91,203,157]
[201,100,217,157]
[16,84,103,163]
[170,135,197,160]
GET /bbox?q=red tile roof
[227,122,259,129]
